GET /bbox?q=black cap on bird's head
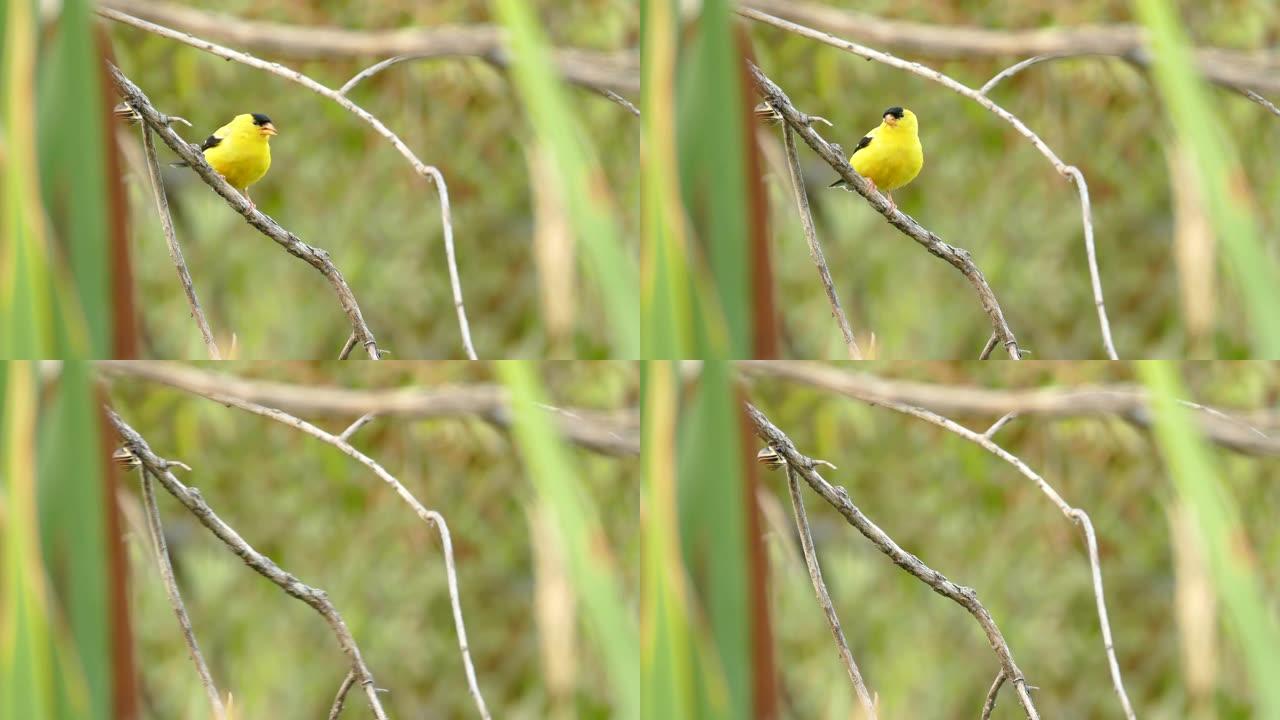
[882,106,910,127]
[251,112,278,136]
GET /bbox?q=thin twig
[338,55,419,95]
[137,467,225,719]
[981,54,1280,124]
[980,57,1276,355]
[862,403,1134,719]
[102,0,638,94]
[109,65,381,358]
[338,333,358,360]
[739,361,1278,456]
[980,54,1081,95]
[745,403,1041,720]
[784,466,877,717]
[338,413,379,442]
[1242,89,1280,118]
[339,54,640,117]
[1064,165,1118,359]
[107,410,392,720]
[739,0,1280,94]
[983,412,1020,438]
[749,372,1138,719]
[599,88,641,116]
[981,671,1007,720]
[979,333,999,360]
[168,392,493,720]
[1072,508,1137,720]
[741,8,1119,359]
[778,120,861,359]
[101,7,478,359]
[750,64,1020,358]
[327,670,357,720]
[137,122,220,358]
[98,360,640,456]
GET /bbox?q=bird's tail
[829,178,850,189]
[170,161,191,168]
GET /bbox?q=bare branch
[1242,89,1280,118]
[107,410,392,720]
[101,0,638,95]
[1072,508,1137,719]
[339,55,639,118]
[599,89,641,117]
[983,412,1020,438]
[161,391,494,720]
[751,65,1020,358]
[783,466,876,717]
[740,360,1278,456]
[795,390,1136,718]
[101,7,478,359]
[338,333,359,360]
[741,7,1119,359]
[136,466,225,719]
[338,55,418,96]
[110,66,380,358]
[338,413,379,442]
[327,671,357,720]
[979,333,999,360]
[745,403,1041,719]
[980,53,1092,95]
[137,122,220,358]
[981,671,1007,720]
[777,120,861,359]
[98,361,640,456]
[740,0,1280,94]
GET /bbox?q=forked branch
[746,403,1041,719]
[107,409,392,720]
[110,66,381,358]
[742,7,1119,359]
[101,7,477,359]
[752,66,1021,358]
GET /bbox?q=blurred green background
[744,1,1279,359]
[744,362,1279,718]
[106,361,637,718]
[105,1,638,359]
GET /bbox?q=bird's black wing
[171,133,222,168]
[828,135,873,187]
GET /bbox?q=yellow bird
[829,106,922,211]
[180,113,277,209]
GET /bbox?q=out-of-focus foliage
[2,361,116,719]
[106,1,638,359]
[107,362,638,718]
[747,0,1279,359]
[642,360,758,719]
[1134,0,1280,356]
[496,0,639,358]
[499,362,639,718]
[642,0,758,360]
[1140,363,1280,716]
[1,0,114,357]
[747,362,1280,717]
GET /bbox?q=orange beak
[261,122,278,136]
[883,114,898,126]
